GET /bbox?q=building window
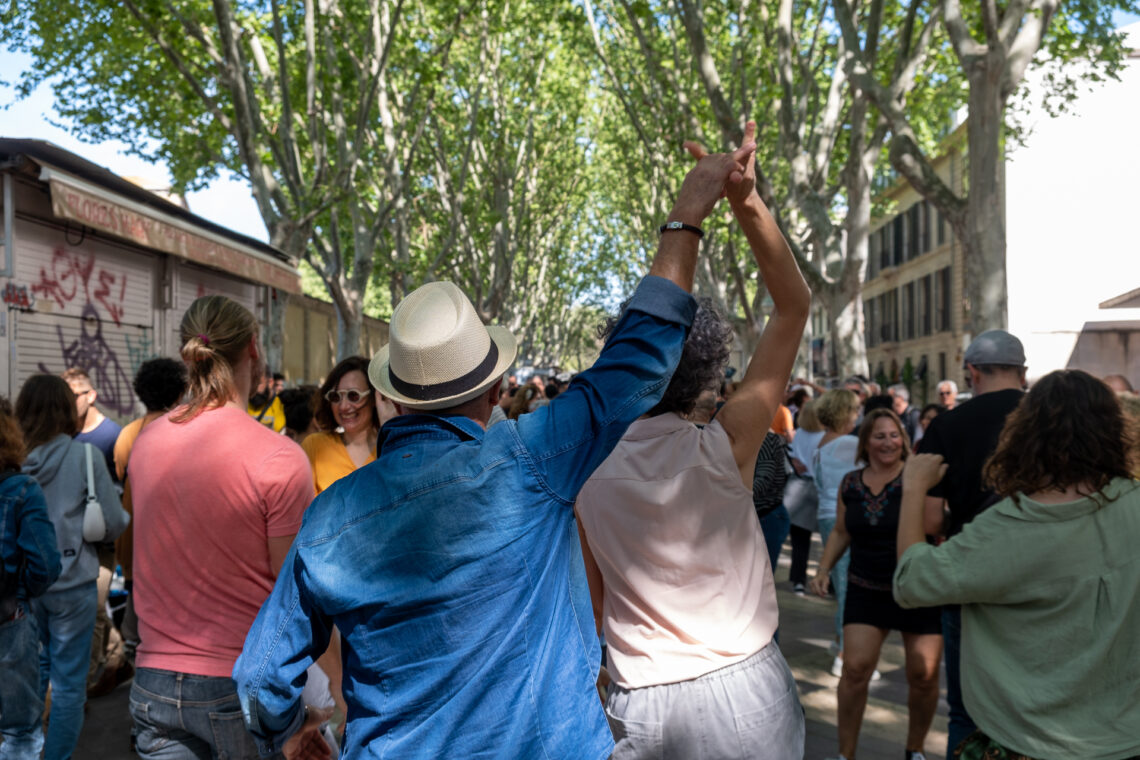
[868,229,880,280]
[881,289,899,343]
[922,202,932,253]
[893,216,905,267]
[908,205,921,260]
[902,281,916,340]
[933,267,952,332]
[937,208,946,246]
[918,274,932,336]
[939,352,947,384]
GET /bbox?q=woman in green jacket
[895,369,1139,760]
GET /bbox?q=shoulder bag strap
[255,392,277,422]
[85,443,96,504]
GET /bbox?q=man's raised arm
[648,139,756,292]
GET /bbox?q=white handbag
[81,443,107,543]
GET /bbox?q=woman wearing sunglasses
[303,356,381,495]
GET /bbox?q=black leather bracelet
[659,221,704,238]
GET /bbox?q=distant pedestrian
[810,388,860,671]
[61,368,121,480]
[0,396,61,759]
[935,379,958,410]
[110,357,187,674]
[17,374,129,760]
[916,330,1027,754]
[786,401,823,596]
[888,384,920,442]
[128,296,314,760]
[897,370,1140,760]
[810,409,941,760]
[303,356,379,495]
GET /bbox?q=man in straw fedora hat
[235,128,781,759]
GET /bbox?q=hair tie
[198,334,211,346]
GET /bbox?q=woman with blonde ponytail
[125,296,318,759]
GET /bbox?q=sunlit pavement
[74,535,947,760]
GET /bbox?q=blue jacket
[234,276,697,758]
[0,471,62,606]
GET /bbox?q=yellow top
[247,396,287,433]
[301,431,376,495]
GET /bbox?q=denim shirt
[0,472,62,609]
[234,275,697,759]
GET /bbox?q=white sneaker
[906,753,928,760]
[830,655,881,680]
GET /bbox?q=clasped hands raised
[671,121,760,227]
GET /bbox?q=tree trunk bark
[963,61,1008,335]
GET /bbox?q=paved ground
[71,534,948,759]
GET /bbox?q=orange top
[771,404,794,438]
[301,431,377,495]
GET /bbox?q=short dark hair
[314,356,379,432]
[133,358,188,413]
[984,370,1131,502]
[0,397,26,471]
[280,386,318,434]
[16,374,79,452]
[600,298,732,417]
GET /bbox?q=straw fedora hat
[369,281,517,411]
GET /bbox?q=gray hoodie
[23,434,129,592]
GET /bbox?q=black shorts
[843,576,942,634]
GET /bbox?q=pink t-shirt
[576,413,778,689]
[130,405,313,677]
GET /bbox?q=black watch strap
[658,221,705,238]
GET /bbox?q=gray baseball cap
[963,329,1026,367]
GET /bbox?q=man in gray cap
[914,328,1027,755]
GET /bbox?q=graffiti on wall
[37,304,136,415]
[32,248,136,416]
[2,283,35,309]
[31,248,128,327]
[125,331,159,378]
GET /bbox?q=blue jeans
[0,606,44,760]
[130,668,280,759]
[942,605,976,755]
[31,581,97,760]
[816,517,848,652]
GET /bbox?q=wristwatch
[659,221,705,238]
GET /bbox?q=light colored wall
[1005,28,1140,379]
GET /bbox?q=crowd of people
[1,123,1138,760]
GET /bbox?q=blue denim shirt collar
[379,413,485,451]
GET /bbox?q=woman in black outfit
[810,408,942,760]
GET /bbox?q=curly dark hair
[599,297,733,417]
[313,356,379,432]
[984,370,1133,502]
[133,357,188,413]
[0,397,26,471]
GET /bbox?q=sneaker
[830,655,881,681]
[793,583,806,596]
[905,752,927,760]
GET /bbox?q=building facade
[861,26,1140,402]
